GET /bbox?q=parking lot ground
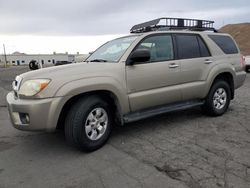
[0,66,250,188]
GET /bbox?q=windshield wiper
[89,59,108,62]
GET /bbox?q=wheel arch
[207,71,235,100]
[56,90,124,130]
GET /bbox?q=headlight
[19,79,51,97]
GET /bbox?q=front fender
[54,76,130,114]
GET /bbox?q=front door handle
[169,63,179,68]
[204,59,213,64]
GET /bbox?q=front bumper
[6,92,69,132]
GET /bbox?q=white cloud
[0,0,249,53]
[0,34,123,54]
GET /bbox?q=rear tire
[203,80,231,116]
[65,96,113,152]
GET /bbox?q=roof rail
[130,18,217,33]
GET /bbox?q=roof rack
[130,18,217,33]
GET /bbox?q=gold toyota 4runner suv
[6,18,246,151]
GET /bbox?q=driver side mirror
[127,49,151,65]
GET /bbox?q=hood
[19,62,122,82]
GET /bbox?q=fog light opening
[19,113,30,124]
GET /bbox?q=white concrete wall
[0,53,87,66]
[75,54,89,63]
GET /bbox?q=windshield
[86,36,138,63]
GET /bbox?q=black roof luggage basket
[130,18,217,33]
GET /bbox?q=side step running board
[123,100,204,123]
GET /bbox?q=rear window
[208,35,239,54]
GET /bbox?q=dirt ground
[0,66,250,188]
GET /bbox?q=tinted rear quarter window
[208,35,238,54]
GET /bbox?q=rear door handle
[169,63,179,68]
[204,59,213,64]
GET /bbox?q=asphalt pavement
[0,66,250,188]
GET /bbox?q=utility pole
[3,44,7,68]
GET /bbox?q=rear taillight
[240,54,246,69]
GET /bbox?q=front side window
[86,36,138,63]
[135,35,174,63]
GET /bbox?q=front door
[126,34,182,112]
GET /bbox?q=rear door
[126,34,182,112]
[173,34,213,100]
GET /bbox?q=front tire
[65,96,113,152]
[203,80,231,116]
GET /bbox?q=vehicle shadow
[111,107,204,138]
[16,106,230,154]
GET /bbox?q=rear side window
[208,35,238,54]
[175,34,210,59]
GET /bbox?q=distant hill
[11,51,27,55]
[220,23,250,55]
